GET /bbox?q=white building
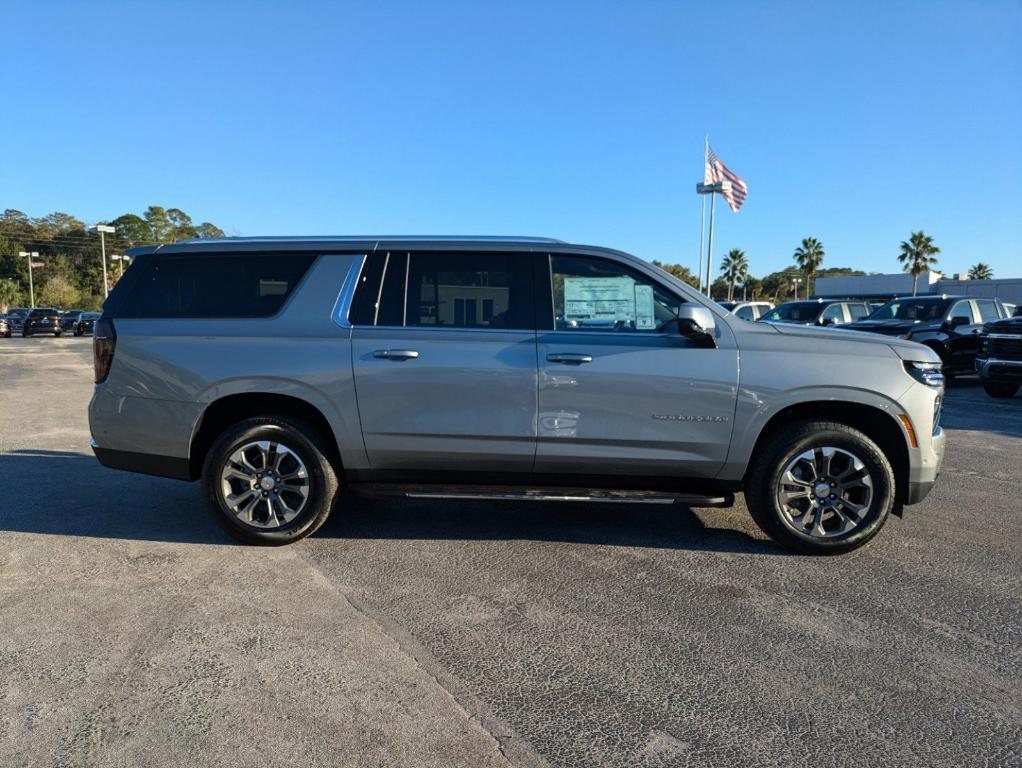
[815,271,1022,306]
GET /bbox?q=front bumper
[976,356,1022,383]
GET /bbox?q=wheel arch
[189,392,342,481]
[741,399,911,510]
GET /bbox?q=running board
[350,484,734,508]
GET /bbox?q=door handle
[373,349,419,361]
[546,353,593,365]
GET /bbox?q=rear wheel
[745,420,895,554]
[984,382,1019,398]
[201,416,339,545]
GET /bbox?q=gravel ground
[1,336,1020,767]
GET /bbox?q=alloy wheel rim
[220,440,310,529]
[775,446,874,539]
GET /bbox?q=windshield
[29,308,57,318]
[760,302,824,322]
[868,298,949,321]
[82,313,100,320]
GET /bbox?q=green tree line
[656,229,994,302]
[0,206,223,311]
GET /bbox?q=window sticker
[563,276,656,330]
[633,284,655,329]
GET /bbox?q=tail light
[93,318,116,383]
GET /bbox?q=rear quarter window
[108,253,316,318]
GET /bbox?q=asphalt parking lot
[1,336,1020,768]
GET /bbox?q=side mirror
[819,316,835,326]
[947,316,970,328]
[676,305,717,348]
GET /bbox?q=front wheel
[984,382,1019,398]
[745,420,896,554]
[201,416,340,545]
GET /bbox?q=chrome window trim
[331,253,368,329]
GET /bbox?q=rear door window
[111,253,317,318]
[405,253,533,329]
[733,305,756,320]
[847,303,869,321]
[974,299,1000,322]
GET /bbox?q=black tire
[201,416,340,545]
[55,330,63,337]
[745,420,896,555]
[984,382,1019,398]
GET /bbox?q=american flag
[705,145,748,213]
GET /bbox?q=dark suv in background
[22,307,64,337]
[74,312,101,336]
[61,309,86,332]
[759,299,871,327]
[845,295,1009,380]
[6,307,30,334]
[976,311,1022,398]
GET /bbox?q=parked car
[22,307,64,337]
[975,313,1022,398]
[62,309,86,331]
[718,300,774,321]
[845,295,1009,379]
[759,298,872,327]
[6,307,30,333]
[74,312,101,336]
[0,314,11,338]
[89,236,946,555]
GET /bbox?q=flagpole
[697,135,707,292]
[706,191,716,297]
[697,195,705,292]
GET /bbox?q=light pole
[18,251,39,307]
[110,254,130,278]
[91,224,116,298]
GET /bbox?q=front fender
[717,383,912,482]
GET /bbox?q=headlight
[904,360,944,388]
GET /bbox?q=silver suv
[89,237,946,554]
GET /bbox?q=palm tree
[968,262,993,280]
[719,249,749,301]
[898,231,941,295]
[793,238,825,296]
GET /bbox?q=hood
[770,322,940,363]
[984,316,1022,335]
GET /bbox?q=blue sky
[2,0,1020,278]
